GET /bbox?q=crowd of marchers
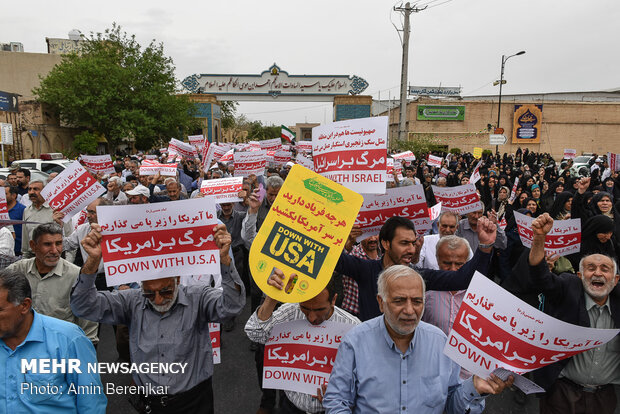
[0,147,617,414]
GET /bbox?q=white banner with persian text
[98,198,220,286]
[263,319,356,395]
[312,117,388,194]
[42,162,105,222]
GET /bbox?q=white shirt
[415,234,473,270]
[0,226,15,256]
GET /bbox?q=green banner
[417,105,465,121]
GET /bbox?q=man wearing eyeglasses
[70,223,246,414]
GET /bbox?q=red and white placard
[234,150,267,177]
[295,141,312,154]
[273,149,292,166]
[391,150,416,161]
[509,177,520,203]
[80,155,115,175]
[42,162,105,222]
[259,138,282,152]
[313,116,388,194]
[219,149,234,163]
[439,168,451,178]
[139,160,177,176]
[168,137,198,159]
[563,149,577,159]
[386,158,404,182]
[263,319,356,395]
[356,185,431,239]
[444,272,619,378]
[200,177,243,203]
[98,198,220,286]
[429,202,442,221]
[209,323,221,364]
[295,154,314,171]
[513,211,581,256]
[0,187,9,220]
[608,152,620,171]
[470,160,483,185]
[427,154,443,168]
[188,134,205,150]
[432,184,482,215]
[202,144,231,172]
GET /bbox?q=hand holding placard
[81,224,103,274]
[213,224,232,267]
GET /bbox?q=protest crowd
[0,124,618,414]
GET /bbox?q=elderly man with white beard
[526,213,620,414]
[322,265,514,413]
[70,223,245,414]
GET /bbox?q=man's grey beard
[148,287,179,313]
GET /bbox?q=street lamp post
[495,50,525,155]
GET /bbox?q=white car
[0,168,49,182]
[13,153,73,174]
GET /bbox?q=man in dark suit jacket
[528,213,620,414]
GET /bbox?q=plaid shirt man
[340,243,374,316]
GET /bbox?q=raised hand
[213,224,232,266]
[576,176,590,194]
[476,216,497,246]
[532,213,553,237]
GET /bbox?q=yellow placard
[249,164,363,303]
[473,147,483,159]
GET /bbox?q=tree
[396,134,446,158]
[247,121,281,140]
[220,101,239,130]
[34,24,198,150]
[72,131,98,156]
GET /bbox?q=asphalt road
[96,301,617,414]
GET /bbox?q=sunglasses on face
[142,287,175,301]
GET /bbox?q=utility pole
[394,2,426,145]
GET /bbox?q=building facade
[378,90,620,159]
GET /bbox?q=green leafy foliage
[220,101,239,130]
[247,121,281,141]
[395,134,446,158]
[72,131,98,156]
[34,23,197,151]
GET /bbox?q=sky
[4,0,619,126]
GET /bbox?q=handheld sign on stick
[249,165,363,303]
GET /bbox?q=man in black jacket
[528,213,619,414]
[336,215,497,321]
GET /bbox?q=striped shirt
[245,303,360,413]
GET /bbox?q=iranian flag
[281,125,296,143]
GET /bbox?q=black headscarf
[548,191,573,220]
[589,191,615,216]
[574,215,620,266]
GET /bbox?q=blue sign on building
[0,91,19,113]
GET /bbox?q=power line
[425,0,455,10]
[462,78,497,96]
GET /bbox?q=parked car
[570,155,594,177]
[13,153,73,174]
[0,167,49,182]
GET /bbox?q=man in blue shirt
[6,185,25,256]
[0,268,106,413]
[323,265,513,413]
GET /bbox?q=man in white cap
[126,184,150,204]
